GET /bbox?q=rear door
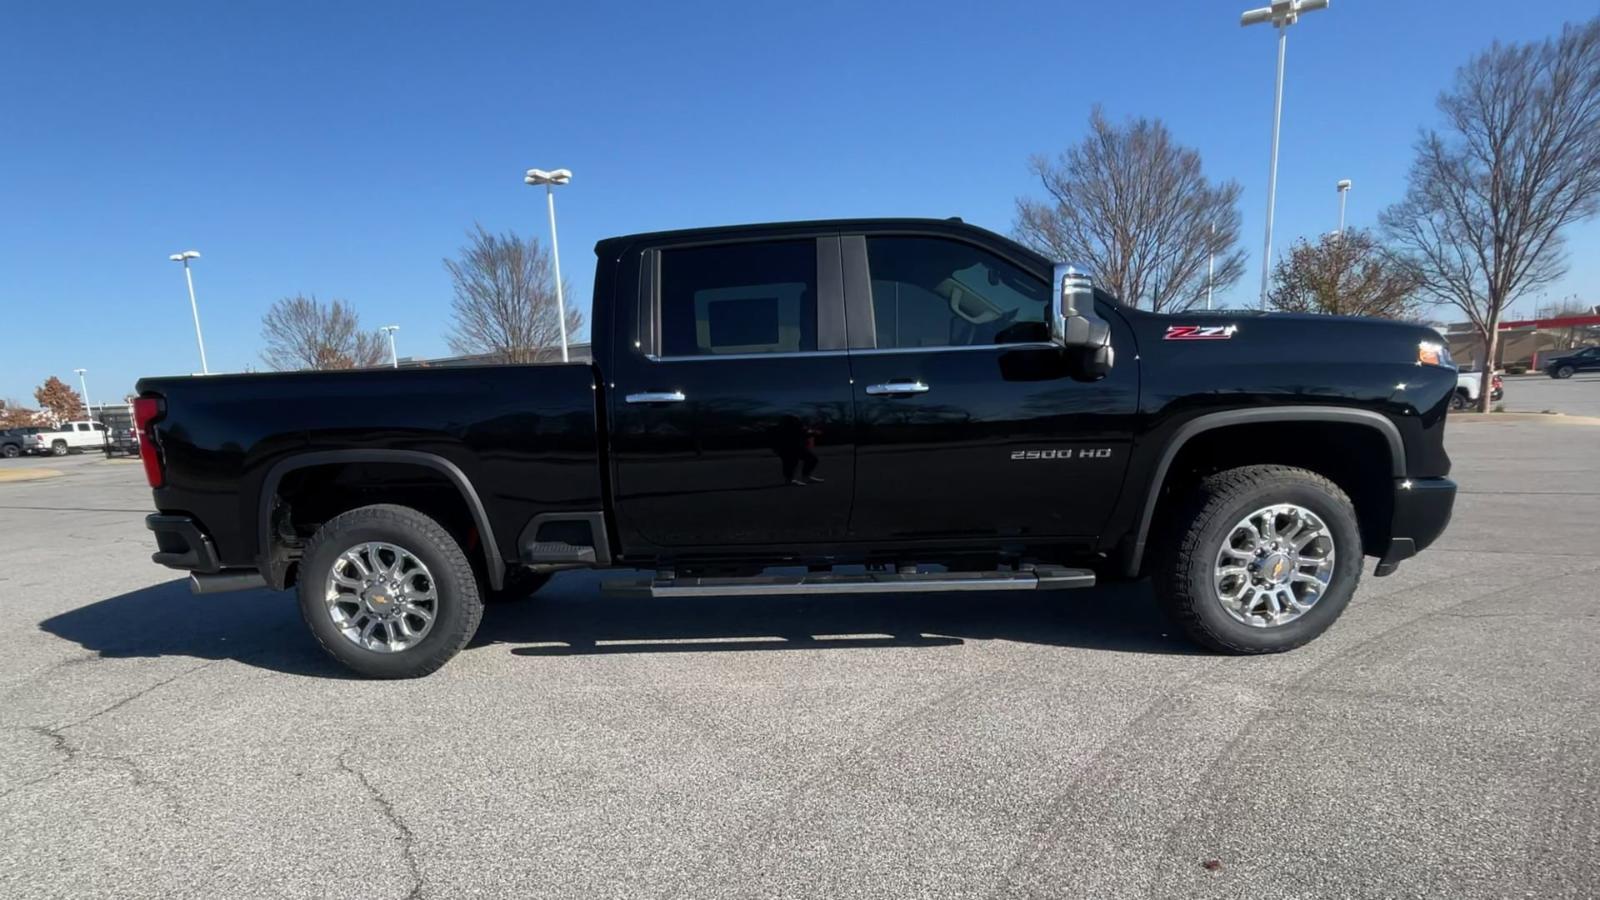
[842,232,1138,542]
[608,234,856,551]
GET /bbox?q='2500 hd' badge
[1165,324,1238,340]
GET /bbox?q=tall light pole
[168,250,209,374]
[380,324,400,368]
[524,167,573,363]
[73,368,92,422]
[1206,221,1216,310]
[1336,178,1352,235]
[1241,0,1330,307]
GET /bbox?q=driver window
[866,236,1049,349]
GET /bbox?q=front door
[609,235,855,551]
[843,233,1138,543]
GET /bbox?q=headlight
[1417,341,1455,368]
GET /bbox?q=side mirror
[1050,263,1114,379]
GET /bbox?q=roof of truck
[593,217,1052,269]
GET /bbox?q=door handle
[625,391,687,404]
[864,381,930,396]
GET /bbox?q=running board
[605,567,1095,598]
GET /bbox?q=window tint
[658,240,817,357]
[866,237,1049,349]
[92,423,106,431]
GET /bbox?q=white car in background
[25,420,107,456]
[1453,369,1505,410]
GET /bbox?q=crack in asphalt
[59,659,223,732]
[338,748,424,900]
[0,724,183,814]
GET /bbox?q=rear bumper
[146,514,221,572]
[1374,477,1456,576]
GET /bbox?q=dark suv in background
[0,428,43,459]
[1545,346,1600,378]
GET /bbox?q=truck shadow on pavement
[38,579,355,678]
[38,574,1194,678]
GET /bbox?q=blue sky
[3,0,1597,404]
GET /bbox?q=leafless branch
[1013,107,1246,312]
[443,225,582,364]
[260,295,389,371]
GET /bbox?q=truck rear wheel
[51,440,68,456]
[1154,465,1363,654]
[1450,389,1470,410]
[297,503,484,678]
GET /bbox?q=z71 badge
[1165,324,1238,340]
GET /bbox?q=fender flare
[257,449,505,590]
[1125,407,1405,576]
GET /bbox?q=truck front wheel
[1154,465,1363,654]
[298,503,485,678]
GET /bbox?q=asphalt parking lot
[2,403,1598,898]
[1501,369,1600,417]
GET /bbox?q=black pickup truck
[135,218,1457,677]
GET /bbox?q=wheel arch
[257,450,505,591]
[1125,407,1405,576]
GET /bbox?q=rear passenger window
[866,237,1050,349]
[658,240,817,357]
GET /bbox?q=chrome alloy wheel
[1213,504,1335,628]
[324,542,438,652]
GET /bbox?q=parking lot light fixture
[167,250,209,374]
[380,325,400,368]
[1241,0,1331,307]
[524,168,573,363]
[1336,179,1352,235]
[73,368,92,422]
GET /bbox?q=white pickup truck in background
[25,420,107,456]
[1453,369,1505,410]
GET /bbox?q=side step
[605,567,1095,598]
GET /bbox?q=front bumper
[1374,477,1456,576]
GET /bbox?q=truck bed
[136,363,602,578]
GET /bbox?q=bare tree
[1015,107,1246,312]
[444,225,582,364]
[1382,18,1600,410]
[260,295,389,371]
[1267,229,1421,319]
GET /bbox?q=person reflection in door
[774,415,823,486]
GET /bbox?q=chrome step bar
[605,567,1095,598]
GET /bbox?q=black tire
[1554,365,1575,379]
[485,567,553,604]
[50,440,68,457]
[1,444,17,459]
[1154,464,1364,654]
[1449,390,1469,410]
[298,504,484,678]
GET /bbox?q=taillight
[1492,374,1504,389]
[133,396,165,488]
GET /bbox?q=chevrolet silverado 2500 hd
[136,218,1457,677]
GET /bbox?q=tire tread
[299,503,483,678]
[1157,464,1358,655]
